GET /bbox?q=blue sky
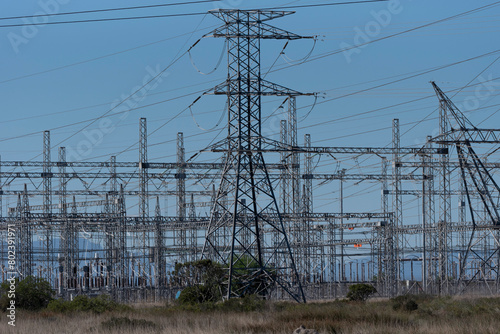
[1,0,500,216]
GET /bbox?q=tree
[0,276,54,311]
[172,259,225,304]
[172,256,274,304]
[346,283,377,302]
[230,254,275,298]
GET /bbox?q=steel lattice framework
[201,9,312,302]
[1,11,500,304]
[430,82,500,293]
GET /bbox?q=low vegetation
[172,259,225,304]
[346,283,377,302]
[0,276,53,311]
[47,294,130,314]
[2,273,499,333]
[1,294,500,333]
[98,316,162,332]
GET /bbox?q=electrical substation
[2,9,500,303]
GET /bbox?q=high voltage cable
[3,48,499,149]
[22,29,500,143]
[0,88,209,143]
[4,52,499,153]
[2,0,494,94]
[0,1,389,28]
[2,13,496,85]
[400,55,500,139]
[0,0,221,21]
[15,13,211,164]
[0,23,219,85]
[303,53,500,178]
[5,1,500,162]
[268,1,500,74]
[260,0,387,10]
[0,12,207,28]
[0,78,219,124]
[295,48,500,129]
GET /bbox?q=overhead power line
[0,12,207,28]
[269,0,500,74]
[0,0,221,21]
[0,1,390,28]
[261,0,388,10]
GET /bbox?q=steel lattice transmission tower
[201,9,311,302]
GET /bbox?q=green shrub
[218,294,266,312]
[47,294,128,314]
[0,276,54,311]
[100,316,161,331]
[346,283,377,302]
[173,259,225,305]
[391,295,419,312]
[46,298,70,313]
[178,285,220,305]
[404,299,418,312]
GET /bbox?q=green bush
[404,299,418,312]
[173,259,225,305]
[346,283,377,302]
[173,294,266,312]
[47,294,128,314]
[391,295,419,312]
[0,276,54,311]
[100,317,161,331]
[46,298,70,313]
[178,285,221,305]
[230,255,274,297]
[218,294,266,312]
[391,295,426,312]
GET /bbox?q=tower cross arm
[429,128,500,144]
[208,23,311,40]
[208,9,296,23]
[209,79,314,96]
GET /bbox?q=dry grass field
[1,295,500,334]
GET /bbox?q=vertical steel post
[43,131,53,283]
[392,119,401,295]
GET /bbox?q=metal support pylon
[108,156,118,292]
[287,97,301,216]
[392,119,402,294]
[176,132,187,262]
[188,194,197,261]
[58,147,70,293]
[117,184,127,298]
[279,119,289,270]
[154,196,165,299]
[438,99,451,294]
[43,131,53,283]
[303,134,313,282]
[201,9,308,302]
[18,184,32,278]
[103,194,114,291]
[379,157,388,293]
[430,81,500,295]
[138,118,149,286]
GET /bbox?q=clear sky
[1,0,500,214]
